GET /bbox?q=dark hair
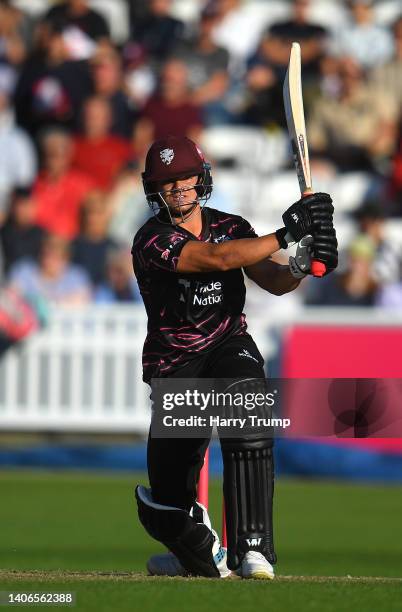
[352,201,385,222]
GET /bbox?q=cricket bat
[283,41,326,278]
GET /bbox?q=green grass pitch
[0,470,401,611]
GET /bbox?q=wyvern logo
[246,538,261,547]
[291,213,299,223]
[160,148,174,165]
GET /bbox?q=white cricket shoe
[238,551,275,580]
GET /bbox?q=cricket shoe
[237,551,275,580]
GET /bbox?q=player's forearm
[218,234,281,271]
[263,264,301,295]
[245,259,301,295]
[177,234,282,274]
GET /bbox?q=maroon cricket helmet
[142,135,213,223]
[142,135,207,183]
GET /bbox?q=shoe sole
[242,571,275,580]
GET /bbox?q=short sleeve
[132,228,190,273]
[229,217,258,240]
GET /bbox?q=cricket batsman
[132,135,337,579]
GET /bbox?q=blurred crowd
[0,0,401,328]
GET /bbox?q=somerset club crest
[160,148,174,165]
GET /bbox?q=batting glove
[276,193,334,248]
[312,228,338,275]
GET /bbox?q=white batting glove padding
[289,235,314,279]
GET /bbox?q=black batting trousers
[147,333,266,511]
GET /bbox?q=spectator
[0,0,29,72]
[243,34,286,128]
[0,242,3,281]
[331,0,394,69]
[370,16,402,117]
[34,128,95,240]
[9,233,92,306]
[123,42,156,109]
[14,21,93,137]
[210,0,268,67]
[376,279,402,308]
[268,0,328,79]
[0,285,39,356]
[0,70,37,222]
[307,56,398,172]
[44,0,109,43]
[306,235,378,307]
[73,96,132,190]
[133,59,203,155]
[90,47,136,139]
[95,247,140,303]
[130,0,184,62]
[0,187,44,274]
[72,190,117,287]
[172,5,230,125]
[386,135,402,215]
[108,160,148,247]
[243,0,327,128]
[352,201,401,284]
[126,0,149,26]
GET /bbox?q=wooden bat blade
[283,42,312,195]
[284,42,326,277]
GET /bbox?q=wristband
[275,227,289,249]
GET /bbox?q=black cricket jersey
[131,207,258,382]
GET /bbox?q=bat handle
[311,260,326,277]
[302,189,327,278]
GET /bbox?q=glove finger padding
[315,224,337,237]
[312,232,338,274]
[308,202,334,215]
[303,193,334,216]
[314,230,338,245]
[302,192,333,207]
[311,213,334,227]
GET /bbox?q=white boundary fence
[0,305,150,433]
[0,306,401,434]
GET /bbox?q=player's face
[159,175,199,218]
